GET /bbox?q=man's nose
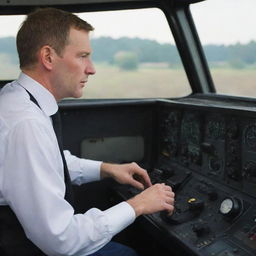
[86,59,96,75]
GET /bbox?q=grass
[83,64,256,99]
[211,68,256,97]
[83,64,191,98]
[1,61,256,99]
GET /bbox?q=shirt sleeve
[64,150,102,185]
[2,119,136,256]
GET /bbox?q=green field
[1,62,256,99]
[82,64,191,98]
[82,64,256,99]
[211,68,256,97]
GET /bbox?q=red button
[249,233,256,240]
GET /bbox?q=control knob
[188,198,204,211]
[192,222,210,237]
[243,161,256,178]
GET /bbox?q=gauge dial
[245,125,256,149]
[220,197,241,218]
[220,198,233,214]
[207,119,225,140]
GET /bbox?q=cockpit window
[191,0,256,98]
[0,15,24,79]
[0,8,191,99]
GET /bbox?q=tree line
[0,36,256,68]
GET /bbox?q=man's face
[51,28,95,100]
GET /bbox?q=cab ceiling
[0,0,205,14]
[0,0,158,14]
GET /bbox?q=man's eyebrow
[80,51,92,55]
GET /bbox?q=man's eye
[81,54,89,58]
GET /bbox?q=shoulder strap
[24,89,74,207]
[25,89,40,108]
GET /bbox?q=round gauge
[220,198,233,214]
[219,197,241,217]
[208,156,222,172]
[245,125,256,149]
[181,118,200,144]
[207,119,225,140]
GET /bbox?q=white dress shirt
[0,72,135,256]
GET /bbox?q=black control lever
[166,171,192,193]
[201,142,215,155]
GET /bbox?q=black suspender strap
[25,89,74,207]
[51,112,74,206]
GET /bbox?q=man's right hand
[126,183,175,217]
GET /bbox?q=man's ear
[39,45,55,70]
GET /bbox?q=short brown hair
[17,7,94,69]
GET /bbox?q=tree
[114,51,138,70]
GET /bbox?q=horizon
[0,0,255,46]
[0,35,255,47]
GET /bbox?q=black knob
[181,145,188,156]
[220,197,241,218]
[162,169,174,179]
[192,222,210,237]
[201,142,215,155]
[196,183,218,201]
[227,124,239,139]
[227,167,240,181]
[243,161,256,178]
[207,190,218,201]
[188,198,204,211]
[209,157,221,171]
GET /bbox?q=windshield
[191,0,256,97]
[0,8,191,99]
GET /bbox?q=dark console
[117,95,256,256]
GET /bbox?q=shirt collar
[17,72,58,116]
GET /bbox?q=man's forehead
[61,31,91,57]
[66,28,91,48]
[68,27,90,40]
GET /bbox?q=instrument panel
[117,97,256,256]
[158,103,256,196]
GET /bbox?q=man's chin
[73,91,84,99]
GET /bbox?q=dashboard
[117,95,256,256]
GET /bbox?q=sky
[0,0,256,45]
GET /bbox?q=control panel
[117,98,256,256]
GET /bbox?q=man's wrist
[126,196,144,217]
[100,162,114,179]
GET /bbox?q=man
[0,8,175,256]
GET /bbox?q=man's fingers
[138,167,152,187]
[129,178,144,190]
[165,191,175,198]
[164,203,175,215]
[163,185,173,192]
[165,197,175,205]
[133,173,151,189]
[133,167,152,188]
[143,174,152,187]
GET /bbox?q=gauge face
[208,156,222,172]
[245,125,256,149]
[220,198,233,215]
[181,114,200,144]
[207,119,225,140]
